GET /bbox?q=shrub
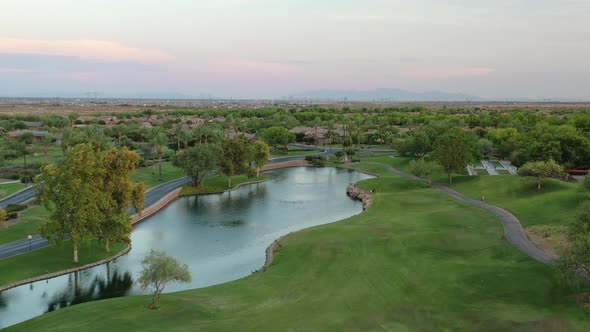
[6,211,18,220]
[5,203,27,213]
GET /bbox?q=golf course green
[6,162,590,331]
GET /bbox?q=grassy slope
[179,175,269,196]
[0,241,127,286]
[131,162,185,189]
[0,206,48,245]
[371,155,582,228]
[7,165,590,331]
[0,183,26,199]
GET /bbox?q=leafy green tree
[174,143,221,186]
[396,132,432,159]
[259,126,295,152]
[220,138,250,188]
[138,250,191,309]
[477,138,495,158]
[409,159,439,184]
[433,131,477,183]
[99,147,144,252]
[512,124,590,168]
[517,160,564,192]
[251,140,270,177]
[38,143,108,263]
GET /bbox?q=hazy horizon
[1,1,589,100]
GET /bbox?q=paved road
[0,186,37,209]
[371,162,555,264]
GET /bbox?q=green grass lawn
[0,241,127,286]
[131,162,185,189]
[368,155,583,228]
[179,175,269,196]
[0,206,48,245]
[0,183,26,199]
[8,164,590,331]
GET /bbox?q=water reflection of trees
[46,267,133,313]
[189,184,267,226]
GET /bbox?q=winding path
[372,162,555,264]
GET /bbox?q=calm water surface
[0,167,372,328]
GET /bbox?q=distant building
[8,130,49,140]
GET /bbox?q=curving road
[371,162,555,264]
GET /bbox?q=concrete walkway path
[371,162,555,264]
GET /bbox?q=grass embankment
[0,183,26,199]
[179,175,269,196]
[0,241,127,287]
[8,164,590,331]
[131,162,185,189]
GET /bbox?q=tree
[259,126,295,152]
[477,138,495,158]
[409,159,438,184]
[433,131,477,183]
[583,174,590,191]
[219,138,250,188]
[40,134,54,165]
[396,132,432,159]
[250,140,270,177]
[99,147,144,252]
[138,250,191,309]
[557,201,590,277]
[151,131,168,181]
[517,160,564,191]
[512,124,590,168]
[38,143,108,263]
[173,143,220,186]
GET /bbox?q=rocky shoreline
[346,183,373,210]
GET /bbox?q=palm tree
[172,123,183,153]
[151,131,168,181]
[326,120,335,152]
[40,133,54,165]
[312,117,321,150]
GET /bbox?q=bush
[0,208,6,225]
[5,203,27,213]
[306,156,326,167]
[20,176,34,183]
[6,211,18,220]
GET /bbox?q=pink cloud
[408,67,496,80]
[0,67,35,73]
[0,38,172,65]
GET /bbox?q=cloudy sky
[0,0,589,99]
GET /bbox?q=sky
[0,0,589,100]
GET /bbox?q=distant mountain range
[286,88,486,102]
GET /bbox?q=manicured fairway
[7,166,590,331]
[370,155,582,228]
